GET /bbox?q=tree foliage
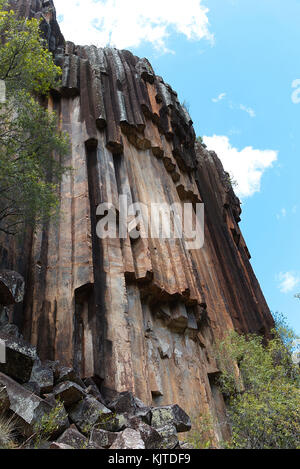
[215,326,300,449]
[0,1,69,235]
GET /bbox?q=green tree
[215,326,300,449]
[0,1,69,235]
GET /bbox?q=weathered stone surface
[53,381,86,407]
[151,405,191,433]
[0,271,24,306]
[156,424,179,450]
[30,360,54,394]
[108,391,151,422]
[69,396,112,434]
[3,0,275,441]
[0,323,21,338]
[0,385,10,412]
[0,332,37,383]
[97,413,129,433]
[128,416,163,449]
[57,427,88,449]
[50,442,74,450]
[110,428,145,450]
[56,367,85,388]
[23,381,41,396]
[86,384,106,404]
[0,372,69,436]
[90,429,117,449]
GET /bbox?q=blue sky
[55,0,300,334]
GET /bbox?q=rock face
[1,0,274,443]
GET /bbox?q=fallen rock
[0,306,9,327]
[0,332,38,383]
[69,396,112,434]
[23,381,41,396]
[128,416,163,449]
[86,384,106,405]
[56,367,85,388]
[30,360,54,394]
[50,442,74,450]
[0,372,69,437]
[90,429,118,449]
[97,413,129,433]
[110,428,145,450]
[57,426,88,449]
[0,385,10,412]
[157,424,179,449]
[109,391,151,423]
[0,323,21,338]
[151,405,191,433]
[53,381,86,407]
[0,271,25,305]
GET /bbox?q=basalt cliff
[0,0,274,443]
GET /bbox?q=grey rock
[23,381,41,396]
[97,412,129,433]
[86,384,106,405]
[0,306,9,327]
[57,426,88,449]
[0,385,10,412]
[56,366,86,388]
[90,429,117,449]
[156,424,179,449]
[69,396,112,434]
[0,271,25,305]
[30,360,54,394]
[109,391,151,423]
[110,428,145,450]
[128,416,163,449]
[50,442,74,450]
[0,332,38,383]
[151,404,191,433]
[0,323,21,338]
[0,372,69,437]
[53,381,86,407]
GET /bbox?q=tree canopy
[215,323,300,449]
[0,0,69,235]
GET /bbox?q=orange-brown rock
[1,0,274,443]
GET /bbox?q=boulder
[69,396,112,434]
[128,416,163,449]
[0,271,25,306]
[23,381,41,396]
[50,442,74,450]
[108,391,151,423]
[0,332,38,383]
[0,385,10,412]
[0,372,69,437]
[53,381,86,407]
[157,424,179,449]
[30,360,54,394]
[97,413,129,433]
[86,384,106,405]
[90,429,117,449]
[56,367,85,388]
[151,405,191,433]
[57,426,88,449]
[110,428,145,450]
[0,323,21,338]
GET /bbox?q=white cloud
[240,104,256,118]
[277,272,300,294]
[276,208,287,220]
[203,135,278,198]
[212,92,226,103]
[54,0,213,52]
